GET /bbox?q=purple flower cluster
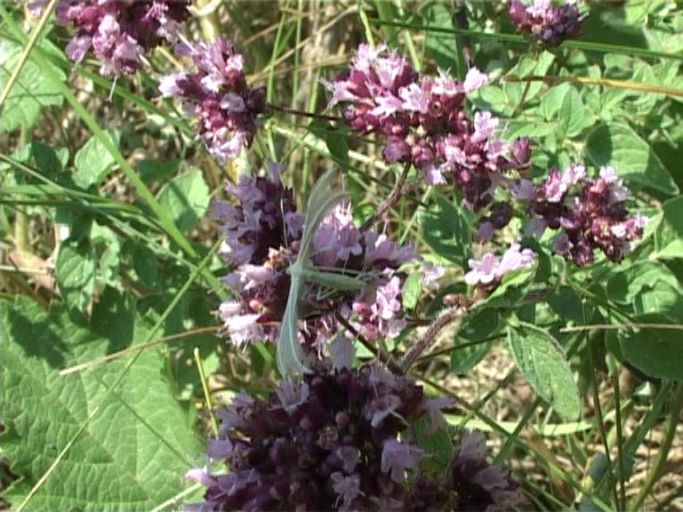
[465,243,536,287]
[515,164,647,265]
[186,359,517,511]
[56,0,190,76]
[214,166,417,348]
[508,0,583,48]
[325,45,531,209]
[160,38,267,163]
[446,430,521,511]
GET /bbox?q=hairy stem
[361,161,412,230]
[400,304,468,373]
[268,102,343,122]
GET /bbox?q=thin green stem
[612,370,627,511]
[370,19,683,61]
[358,0,376,47]
[588,337,619,508]
[0,153,225,297]
[630,382,683,511]
[194,347,219,437]
[0,0,58,110]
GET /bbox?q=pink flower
[472,111,500,143]
[465,243,536,286]
[381,439,424,483]
[463,67,489,92]
[465,252,499,286]
[331,473,362,510]
[421,262,445,289]
[327,46,527,210]
[275,381,310,414]
[421,397,454,434]
[399,82,431,113]
[523,163,646,265]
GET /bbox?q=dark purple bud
[511,137,531,166]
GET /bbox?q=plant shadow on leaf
[420,194,472,266]
[89,287,136,355]
[586,123,679,198]
[157,170,210,232]
[5,307,67,369]
[580,4,648,47]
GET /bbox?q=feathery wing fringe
[276,170,348,377]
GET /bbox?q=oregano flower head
[508,0,584,48]
[515,164,647,265]
[326,44,531,209]
[185,353,516,511]
[56,0,190,76]
[160,37,267,163]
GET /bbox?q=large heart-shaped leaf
[1,295,202,511]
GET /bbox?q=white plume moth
[276,171,364,377]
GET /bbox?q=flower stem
[268,103,343,122]
[400,304,469,373]
[361,161,412,230]
[335,312,402,374]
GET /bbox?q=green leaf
[308,121,350,172]
[558,86,594,138]
[91,223,120,287]
[31,141,67,175]
[539,83,593,138]
[478,267,537,310]
[421,2,459,72]
[451,309,499,374]
[654,196,683,260]
[56,238,96,314]
[420,194,471,264]
[0,295,202,510]
[157,170,210,231]
[606,260,683,322]
[503,51,555,106]
[617,314,683,381]
[474,85,508,112]
[137,159,181,184]
[414,415,454,474]
[540,83,571,121]
[585,123,679,196]
[73,131,119,189]
[0,42,64,133]
[129,242,159,289]
[507,323,581,419]
[506,119,555,139]
[401,272,422,310]
[547,285,589,324]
